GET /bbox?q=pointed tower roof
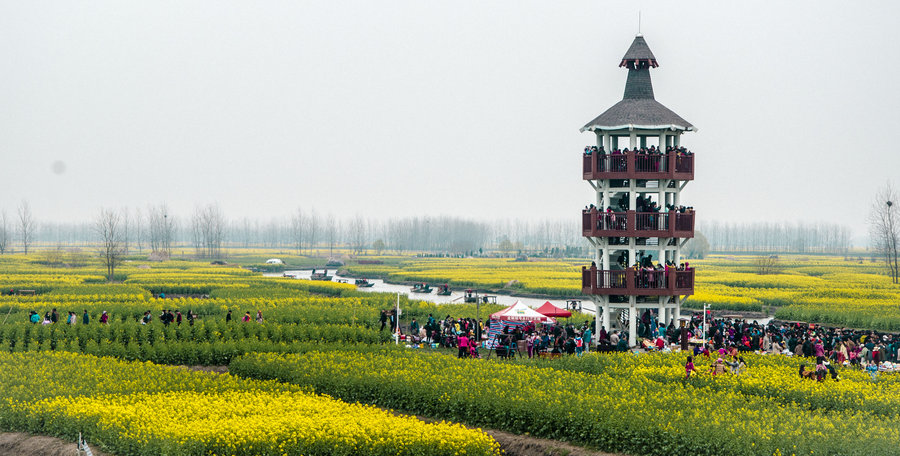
[582,35,694,133]
[620,35,658,68]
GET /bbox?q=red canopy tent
[535,301,572,319]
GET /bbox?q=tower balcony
[582,151,694,181]
[581,265,694,297]
[582,209,694,239]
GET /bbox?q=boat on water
[436,284,451,296]
[464,289,497,304]
[410,283,433,293]
[310,268,333,281]
[355,278,375,288]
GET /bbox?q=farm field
[344,254,900,330]
[1,253,899,455]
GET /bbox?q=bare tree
[148,203,176,256]
[133,208,144,254]
[325,214,337,257]
[0,210,9,254]
[348,214,367,254]
[192,203,226,259]
[121,207,130,255]
[683,231,710,259]
[869,183,899,284]
[308,209,320,256]
[96,208,124,282]
[17,200,36,255]
[290,208,305,254]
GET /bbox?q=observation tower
[580,35,695,347]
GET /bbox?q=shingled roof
[582,35,694,132]
[620,35,658,68]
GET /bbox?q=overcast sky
[2,1,898,242]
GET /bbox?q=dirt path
[0,432,111,456]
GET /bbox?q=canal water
[266,269,596,317]
[265,269,773,325]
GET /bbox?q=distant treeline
[8,205,585,256]
[2,202,855,257]
[700,220,852,254]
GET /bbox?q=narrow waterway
[266,269,775,326]
[266,269,596,318]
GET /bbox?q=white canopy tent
[490,300,556,323]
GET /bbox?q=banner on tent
[484,320,527,350]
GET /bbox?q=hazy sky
[2,1,898,241]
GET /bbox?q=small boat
[464,288,496,304]
[410,283,433,293]
[355,278,375,288]
[282,273,297,279]
[310,268,333,281]
[436,284,451,296]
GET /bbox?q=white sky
[2,1,898,242]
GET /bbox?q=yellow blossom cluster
[232,350,900,456]
[0,351,500,456]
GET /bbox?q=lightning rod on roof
[638,11,642,36]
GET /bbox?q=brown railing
[582,265,694,296]
[582,151,694,181]
[582,209,694,238]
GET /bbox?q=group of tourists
[392,312,601,360]
[28,308,267,326]
[489,319,596,358]
[141,309,198,326]
[583,145,694,174]
[666,312,900,382]
[28,308,108,325]
[582,145,694,157]
[379,309,399,332]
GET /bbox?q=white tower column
[628,296,637,345]
[658,296,666,329]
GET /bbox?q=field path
[0,432,111,456]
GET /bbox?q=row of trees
[699,220,853,254]
[0,203,585,258]
[5,185,898,285]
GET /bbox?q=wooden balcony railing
[581,265,694,296]
[582,151,694,181]
[582,209,695,239]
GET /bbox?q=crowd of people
[657,312,900,382]
[584,199,694,218]
[583,145,693,157]
[26,308,266,325]
[583,145,694,173]
[389,312,601,359]
[27,308,102,325]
